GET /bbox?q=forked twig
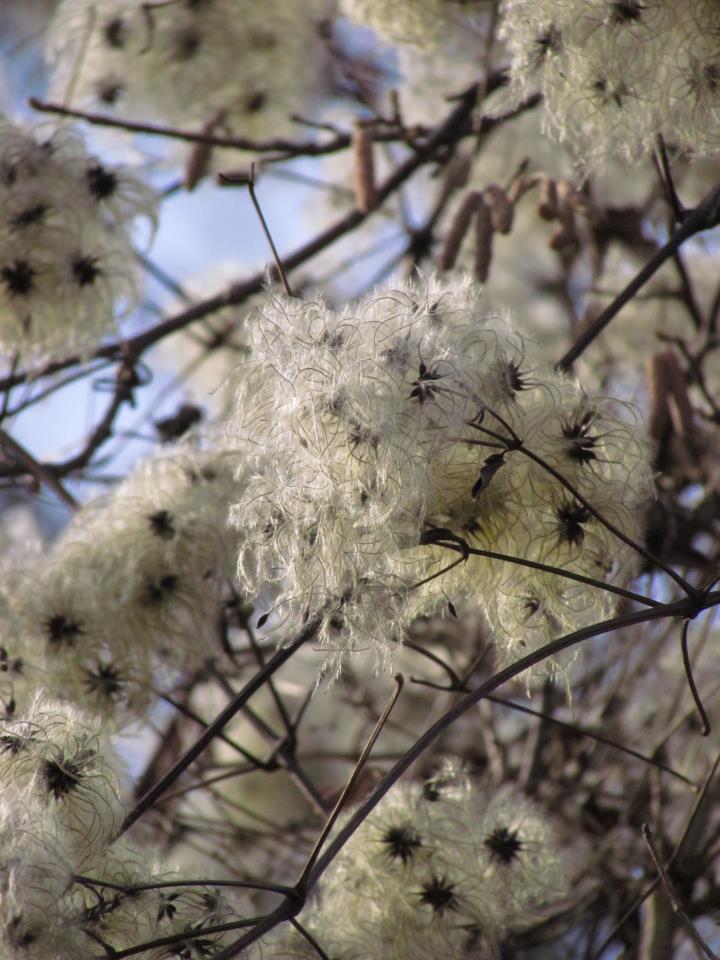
[218,164,293,297]
[296,674,405,893]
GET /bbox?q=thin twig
[5,83,494,398]
[655,135,685,223]
[489,694,696,787]
[558,181,720,371]
[158,692,265,767]
[296,674,404,892]
[29,95,360,156]
[593,752,720,958]
[118,612,323,836]
[108,916,263,960]
[218,164,293,297]
[465,407,698,596]
[0,352,19,424]
[420,525,662,607]
[73,875,295,897]
[0,428,77,508]
[680,618,711,736]
[289,919,331,960]
[642,823,719,960]
[404,638,695,786]
[214,590,720,960]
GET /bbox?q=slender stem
[680,619,711,736]
[29,96,358,155]
[0,428,77,509]
[118,612,322,836]
[404,637,695,785]
[73,875,295,897]
[296,675,404,892]
[109,916,263,960]
[159,692,265,767]
[218,166,293,297]
[0,352,19,424]
[487,694,695,787]
[557,181,720,372]
[421,526,661,607]
[466,409,697,596]
[214,590,720,960]
[518,442,696,596]
[592,753,720,959]
[655,134,685,223]
[290,918,331,960]
[642,823,719,960]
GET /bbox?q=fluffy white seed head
[229,274,653,675]
[47,0,331,140]
[0,119,154,359]
[341,0,493,49]
[499,0,720,166]
[263,762,565,959]
[7,448,241,724]
[0,695,125,864]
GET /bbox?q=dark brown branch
[118,611,323,836]
[680,618,711,736]
[28,95,394,157]
[213,589,720,960]
[0,428,77,508]
[558,181,720,372]
[5,81,495,398]
[218,165,293,297]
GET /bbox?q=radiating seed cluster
[2,449,239,724]
[228,274,652,675]
[67,843,248,960]
[47,0,331,138]
[259,761,565,959]
[0,695,248,958]
[0,696,124,860]
[0,120,154,358]
[499,0,720,166]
